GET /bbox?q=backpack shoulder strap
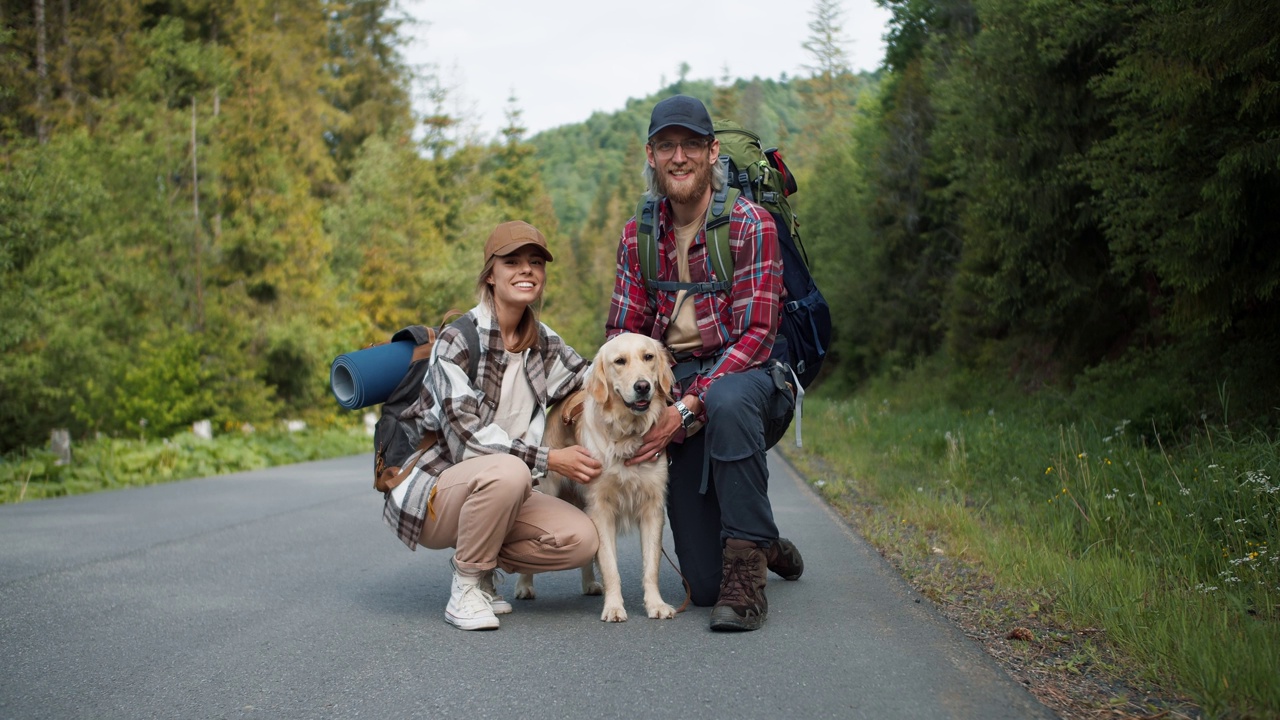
[703,164,739,285]
[635,196,659,287]
[447,316,481,382]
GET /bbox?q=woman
[384,220,602,630]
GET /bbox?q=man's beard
[655,158,713,205]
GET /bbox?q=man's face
[646,127,719,205]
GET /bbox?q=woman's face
[487,245,547,311]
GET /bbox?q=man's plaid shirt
[605,195,783,411]
[383,303,588,549]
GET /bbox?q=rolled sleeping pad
[329,341,415,410]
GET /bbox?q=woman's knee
[558,509,600,562]
[472,454,533,500]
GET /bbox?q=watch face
[677,402,694,427]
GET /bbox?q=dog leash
[661,546,692,613]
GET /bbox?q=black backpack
[635,120,831,388]
[372,318,480,493]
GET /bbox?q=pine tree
[801,0,852,123]
[1088,0,1280,336]
[492,94,542,220]
[321,0,414,179]
[712,65,740,121]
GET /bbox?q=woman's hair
[642,147,727,199]
[475,254,542,353]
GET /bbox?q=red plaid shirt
[606,195,783,407]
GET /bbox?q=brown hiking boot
[766,537,804,581]
[709,540,768,632]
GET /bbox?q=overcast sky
[400,0,894,140]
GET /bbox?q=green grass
[785,365,1279,718]
[0,424,369,503]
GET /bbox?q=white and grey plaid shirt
[382,303,589,549]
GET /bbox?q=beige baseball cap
[483,221,554,264]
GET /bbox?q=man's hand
[548,445,603,484]
[625,394,701,466]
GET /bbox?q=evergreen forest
[2,0,1277,452]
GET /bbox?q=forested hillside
[0,0,568,453]
[2,0,1277,458]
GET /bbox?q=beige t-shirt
[663,216,705,354]
[493,350,538,443]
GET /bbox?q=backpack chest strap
[645,279,732,294]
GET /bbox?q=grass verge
[780,365,1278,719]
[1,424,369,503]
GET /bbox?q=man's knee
[704,376,754,418]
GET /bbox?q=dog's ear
[656,345,675,402]
[587,355,610,406]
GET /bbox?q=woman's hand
[548,445,603,484]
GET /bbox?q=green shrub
[0,424,369,504]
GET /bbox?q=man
[605,95,804,632]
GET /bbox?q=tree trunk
[192,97,205,331]
[211,12,222,240]
[34,0,49,143]
[60,0,73,109]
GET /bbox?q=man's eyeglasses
[650,138,711,157]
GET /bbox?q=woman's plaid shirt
[605,195,783,409]
[383,304,589,549]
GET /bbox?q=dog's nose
[633,379,651,398]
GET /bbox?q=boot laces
[719,555,757,605]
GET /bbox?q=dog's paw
[582,580,603,596]
[513,578,536,600]
[646,602,676,619]
[601,604,628,622]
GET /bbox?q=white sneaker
[445,571,500,631]
[479,569,513,615]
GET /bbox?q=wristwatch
[673,400,696,429]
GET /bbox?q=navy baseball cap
[647,95,714,138]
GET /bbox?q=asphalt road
[0,452,1056,720]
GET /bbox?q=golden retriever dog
[514,333,677,622]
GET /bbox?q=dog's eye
[643,353,655,361]
[613,357,626,365]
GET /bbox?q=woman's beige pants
[418,454,598,576]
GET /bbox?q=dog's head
[586,333,674,415]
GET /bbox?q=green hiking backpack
[635,119,831,389]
